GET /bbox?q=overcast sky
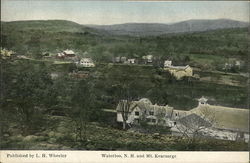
[1,1,249,25]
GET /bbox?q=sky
[1,1,249,25]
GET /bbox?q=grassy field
[188,53,226,70]
[94,63,248,110]
[12,58,247,110]
[194,69,247,87]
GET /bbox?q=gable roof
[178,113,212,129]
[116,98,173,116]
[63,49,75,55]
[166,65,191,70]
[198,96,208,103]
[81,58,93,62]
[138,98,152,105]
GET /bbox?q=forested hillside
[1,20,249,71]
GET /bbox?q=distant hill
[2,20,97,34]
[86,19,249,36]
[1,20,103,55]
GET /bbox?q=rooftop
[165,65,190,70]
[198,96,208,102]
[116,98,173,115]
[81,58,93,62]
[190,105,249,132]
[63,49,75,54]
[178,113,212,128]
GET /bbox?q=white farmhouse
[164,60,172,67]
[120,57,127,63]
[63,49,75,57]
[142,55,153,63]
[114,57,121,63]
[127,58,136,64]
[57,49,76,59]
[116,98,173,126]
[79,58,95,67]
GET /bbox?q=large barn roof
[178,113,212,128]
[190,105,249,132]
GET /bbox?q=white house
[121,57,127,63]
[63,49,75,57]
[127,59,136,64]
[164,60,172,67]
[116,98,173,126]
[79,58,95,67]
[57,49,76,59]
[142,55,153,63]
[114,57,121,63]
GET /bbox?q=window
[149,111,154,115]
[174,122,176,125]
[223,136,228,140]
[147,118,156,123]
[135,111,139,116]
[239,132,244,138]
[159,119,165,124]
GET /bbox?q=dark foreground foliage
[1,116,248,151]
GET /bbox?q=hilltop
[1,20,96,33]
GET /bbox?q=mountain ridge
[1,19,248,36]
[85,19,249,36]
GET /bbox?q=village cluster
[1,48,193,80]
[2,48,242,80]
[116,97,249,143]
[44,49,193,79]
